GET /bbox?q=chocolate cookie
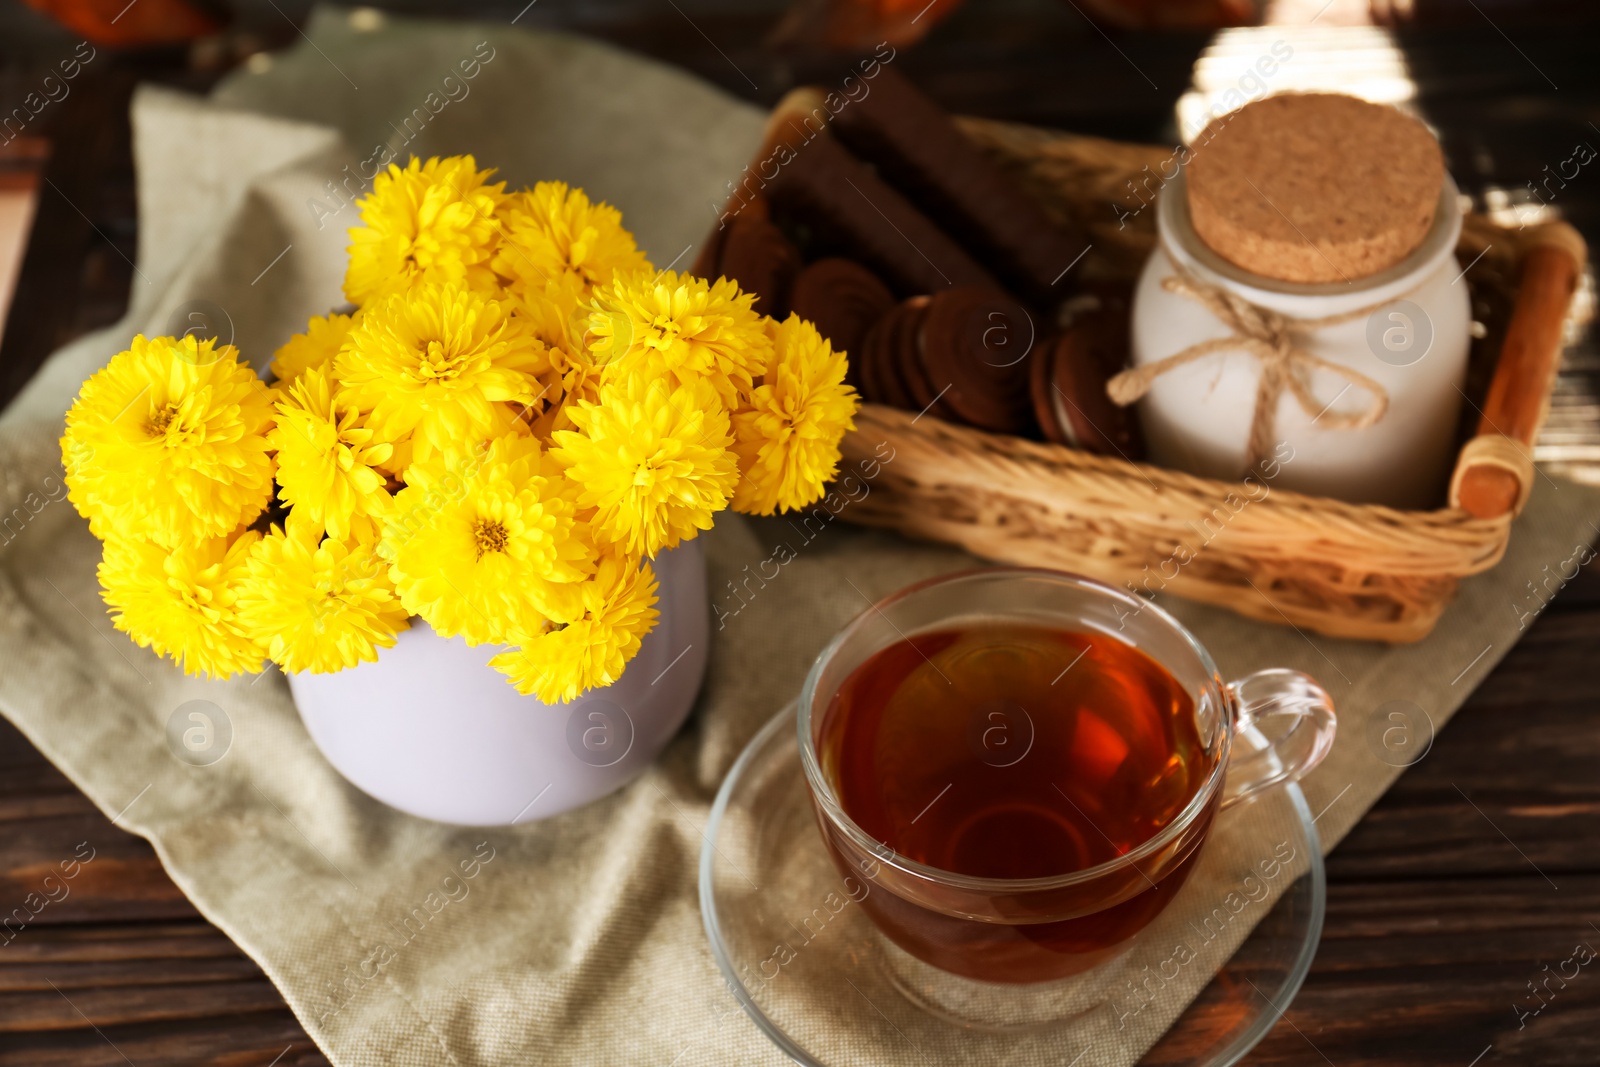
[787,257,895,388]
[858,307,898,407]
[1029,309,1141,458]
[859,298,924,410]
[1029,333,1069,447]
[893,299,954,420]
[764,130,1000,297]
[919,287,1038,436]
[716,214,802,317]
[1054,287,1133,377]
[829,67,1091,304]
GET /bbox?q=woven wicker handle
[1450,221,1587,519]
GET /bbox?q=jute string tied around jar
[1107,252,1403,467]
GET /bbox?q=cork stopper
[1186,93,1444,284]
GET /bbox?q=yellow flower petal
[269,367,394,542]
[732,314,860,515]
[551,372,738,558]
[491,554,659,703]
[237,526,409,674]
[583,270,771,408]
[335,281,548,465]
[63,335,275,547]
[269,313,356,386]
[344,155,506,305]
[383,433,592,645]
[98,528,263,678]
[493,181,651,299]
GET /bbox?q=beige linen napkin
[2,10,1597,1066]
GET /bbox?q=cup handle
[1221,668,1337,810]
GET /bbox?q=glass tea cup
[796,568,1336,985]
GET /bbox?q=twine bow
[1107,261,1392,467]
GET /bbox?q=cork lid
[1186,93,1445,284]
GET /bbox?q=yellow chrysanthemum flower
[551,373,739,558]
[335,282,547,464]
[63,335,275,547]
[583,270,772,407]
[496,288,601,438]
[344,155,506,305]
[491,553,659,704]
[732,315,860,515]
[507,284,581,354]
[268,313,356,386]
[237,526,409,674]
[536,361,604,438]
[384,434,592,645]
[98,528,263,678]
[270,367,394,542]
[493,181,652,300]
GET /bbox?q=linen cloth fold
[1,10,1597,1066]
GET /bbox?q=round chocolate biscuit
[894,298,955,421]
[920,287,1038,436]
[1054,285,1134,377]
[1036,310,1141,458]
[857,313,894,405]
[787,258,895,389]
[876,298,927,411]
[859,301,918,410]
[1029,333,1069,448]
[718,214,802,318]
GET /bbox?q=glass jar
[1125,169,1471,509]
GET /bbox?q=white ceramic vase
[287,539,709,826]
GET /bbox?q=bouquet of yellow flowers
[61,155,858,703]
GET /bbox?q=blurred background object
[1073,0,1258,29]
[768,0,1261,53]
[20,0,221,46]
[768,0,964,51]
[0,137,46,349]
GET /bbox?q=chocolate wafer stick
[716,214,802,317]
[829,67,1090,304]
[763,117,999,297]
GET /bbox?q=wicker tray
[740,107,1587,642]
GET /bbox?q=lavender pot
[287,539,709,825]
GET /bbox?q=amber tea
[814,622,1218,982]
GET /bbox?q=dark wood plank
[0,723,322,1063]
[1248,876,1600,1066]
[1326,612,1600,883]
[0,1019,328,1067]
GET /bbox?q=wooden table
[3,4,1599,1064]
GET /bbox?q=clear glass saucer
[699,702,1325,1066]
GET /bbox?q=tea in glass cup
[797,568,1335,984]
